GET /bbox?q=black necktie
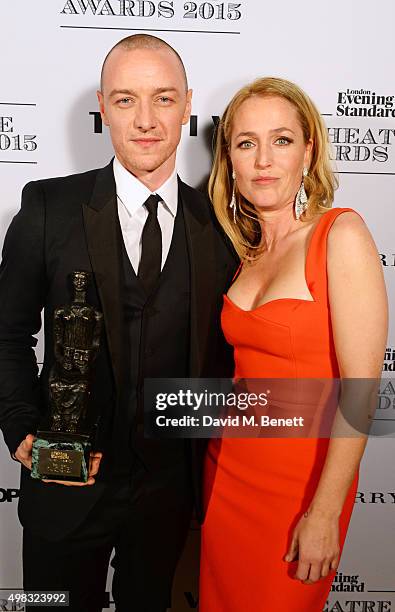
[138,194,162,295]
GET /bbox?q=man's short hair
[100,34,188,92]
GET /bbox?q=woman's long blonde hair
[209,77,337,259]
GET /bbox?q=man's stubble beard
[122,147,178,176]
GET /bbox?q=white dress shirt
[113,157,178,274]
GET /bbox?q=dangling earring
[294,167,309,220]
[229,170,237,223]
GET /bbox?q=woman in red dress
[199,78,387,611]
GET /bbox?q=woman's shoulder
[326,207,378,265]
[308,207,367,250]
[319,206,363,225]
[326,207,367,243]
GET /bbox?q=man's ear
[97,90,110,127]
[182,89,193,125]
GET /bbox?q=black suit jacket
[0,161,238,539]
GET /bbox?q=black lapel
[82,161,124,393]
[179,178,217,377]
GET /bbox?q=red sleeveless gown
[200,208,359,611]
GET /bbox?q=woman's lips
[253,176,279,185]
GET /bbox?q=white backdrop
[0,1,394,610]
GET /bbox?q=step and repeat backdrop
[1,1,394,610]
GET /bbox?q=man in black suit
[0,35,237,612]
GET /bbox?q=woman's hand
[284,508,340,584]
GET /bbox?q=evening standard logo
[337,89,395,118]
[60,0,243,21]
[331,572,365,593]
[326,88,395,168]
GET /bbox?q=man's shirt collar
[113,157,178,217]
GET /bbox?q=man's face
[97,47,192,185]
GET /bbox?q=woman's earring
[229,170,237,224]
[294,167,309,220]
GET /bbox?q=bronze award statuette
[31,271,103,482]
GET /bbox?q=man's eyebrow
[109,89,135,98]
[153,87,180,95]
[109,87,180,97]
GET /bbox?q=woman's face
[229,95,312,213]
